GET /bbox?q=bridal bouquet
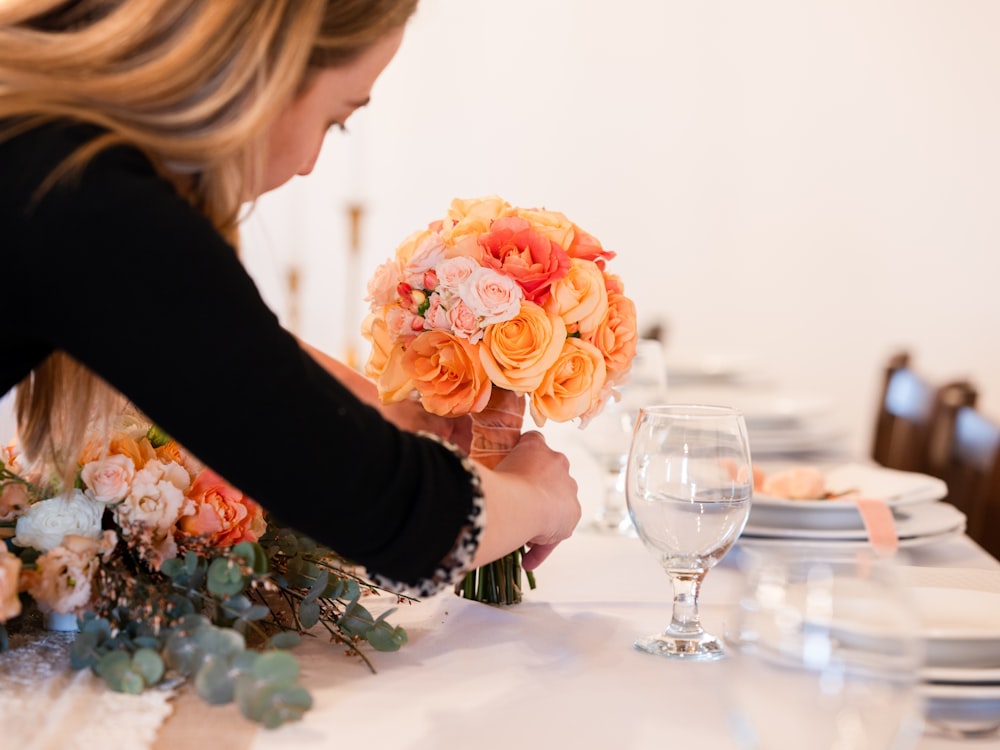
[362,195,638,604]
[0,414,408,727]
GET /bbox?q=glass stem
[668,571,706,636]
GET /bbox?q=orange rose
[391,227,436,265]
[180,469,266,547]
[0,547,22,623]
[544,258,609,338]
[362,313,415,403]
[479,301,565,393]
[479,216,571,304]
[80,431,156,469]
[587,277,638,383]
[529,338,607,425]
[403,330,492,417]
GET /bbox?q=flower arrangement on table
[362,195,638,605]
[0,413,409,727]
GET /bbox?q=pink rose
[478,216,570,304]
[365,258,403,308]
[447,300,482,343]
[459,266,523,326]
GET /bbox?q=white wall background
[239,0,1000,458]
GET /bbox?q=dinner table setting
[3,357,1000,750]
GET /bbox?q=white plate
[923,665,1000,683]
[908,586,1000,669]
[750,463,949,530]
[742,499,965,542]
[921,683,1000,731]
[747,423,851,457]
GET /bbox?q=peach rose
[403,330,492,417]
[366,257,403,308]
[81,454,135,504]
[0,546,22,623]
[479,216,571,304]
[479,301,565,393]
[362,313,416,403]
[442,195,513,245]
[586,281,638,383]
[114,459,192,567]
[180,469,266,548]
[529,338,607,425]
[390,227,436,265]
[514,207,577,250]
[544,258,609,338]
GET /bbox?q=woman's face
[258,27,405,195]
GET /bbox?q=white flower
[13,490,104,552]
[81,454,136,504]
[459,267,523,326]
[114,459,192,567]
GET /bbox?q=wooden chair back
[942,406,1000,558]
[871,352,978,475]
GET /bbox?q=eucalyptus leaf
[131,648,165,685]
[195,625,245,657]
[194,654,236,705]
[297,600,320,629]
[252,650,299,684]
[207,557,246,597]
[268,632,301,650]
[302,569,329,605]
[365,622,408,652]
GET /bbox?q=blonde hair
[1,0,418,477]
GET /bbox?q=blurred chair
[871,351,978,475]
[940,405,1000,558]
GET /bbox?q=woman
[0,0,580,595]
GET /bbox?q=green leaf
[160,557,185,580]
[297,601,320,629]
[195,625,245,657]
[96,650,133,689]
[302,569,329,605]
[146,424,173,447]
[131,649,164,685]
[338,603,375,637]
[194,654,236,705]
[268,632,301,650]
[252,650,299,684]
[365,622,408,652]
[207,557,246,598]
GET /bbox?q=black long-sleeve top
[0,121,483,594]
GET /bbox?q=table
[6,422,1000,749]
[154,423,1000,750]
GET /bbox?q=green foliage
[64,526,412,727]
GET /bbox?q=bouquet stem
[458,387,535,605]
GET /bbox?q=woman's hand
[472,430,581,570]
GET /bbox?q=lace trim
[366,432,484,598]
[0,627,175,749]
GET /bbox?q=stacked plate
[740,463,965,549]
[901,566,1000,737]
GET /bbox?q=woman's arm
[299,339,472,453]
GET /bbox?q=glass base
[633,630,727,661]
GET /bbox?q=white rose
[81,454,136,504]
[13,490,104,552]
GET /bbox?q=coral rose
[0,547,22,623]
[529,338,607,425]
[403,330,492,417]
[180,469,266,547]
[478,216,570,304]
[479,301,565,394]
[566,226,616,267]
[544,258,609,338]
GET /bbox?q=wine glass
[580,339,667,535]
[725,548,923,750]
[626,404,752,660]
